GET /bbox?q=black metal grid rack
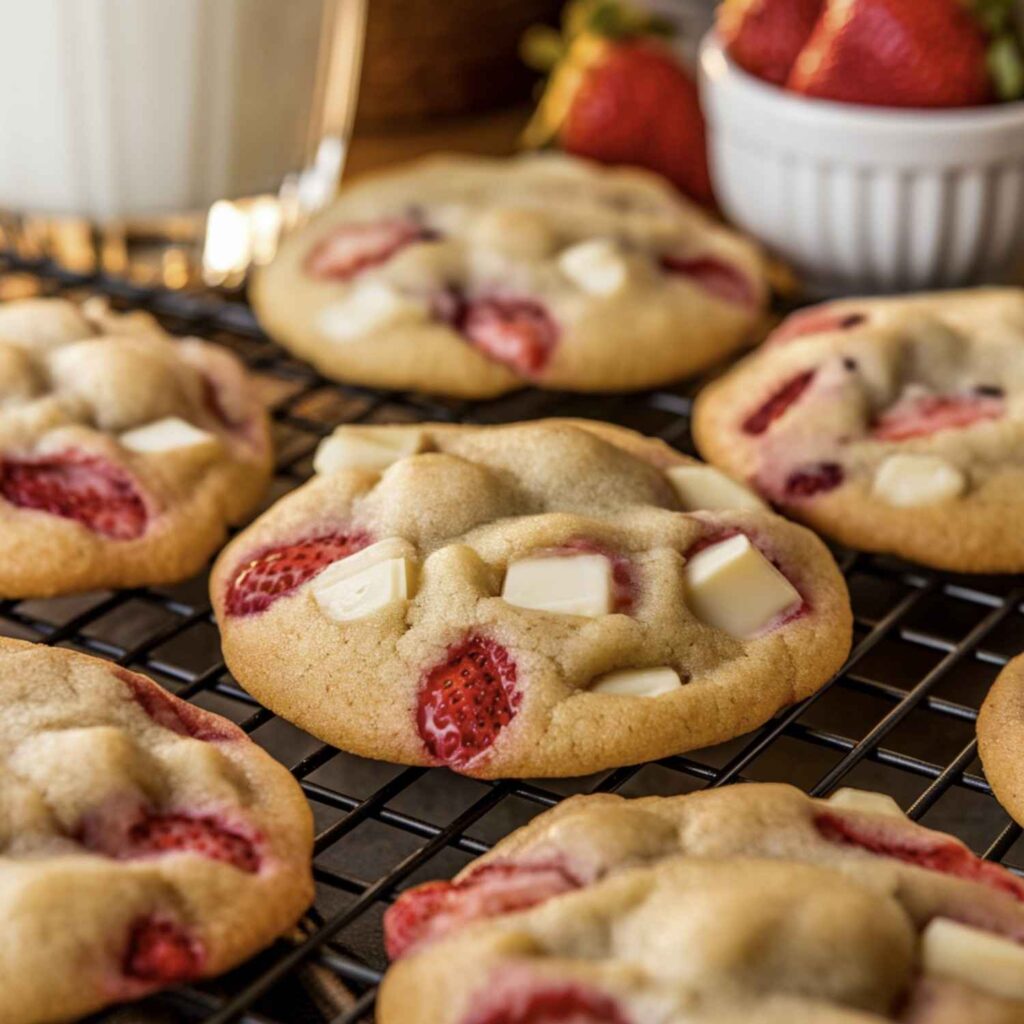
[1,253,1022,1024]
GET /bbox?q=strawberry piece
[768,308,865,346]
[873,392,1004,442]
[661,255,757,308]
[417,637,520,769]
[460,297,558,377]
[815,812,1024,902]
[784,461,844,498]
[718,0,823,85]
[304,218,433,281]
[117,668,240,743]
[561,40,713,206]
[464,983,630,1024]
[787,0,991,109]
[124,916,204,984]
[224,532,370,617]
[742,370,816,435]
[384,861,580,959]
[0,452,147,540]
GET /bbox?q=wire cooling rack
[1,252,1022,1024]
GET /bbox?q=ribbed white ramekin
[699,31,1024,296]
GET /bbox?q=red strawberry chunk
[124,916,204,984]
[769,308,866,346]
[815,812,1024,902]
[460,297,558,376]
[742,370,817,435]
[384,861,580,959]
[873,393,1004,442]
[417,637,520,769]
[117,668,241,742]
[464,983,630,1024]
[661,254,757,308]
[784,462,844,499]
[0,452,147,539]
[224,532,370,617]
[305,218,433,281]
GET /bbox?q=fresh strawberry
[0,451,147,540]
[460,297,558,377]
[788,0,992,108]
[384,862,580,959]
[816,811,1024,901]
[304,219,434,281]
[523,4,713,205]
[784,461,845,498]
[768,307,866,346]
[123,916,204,983]
[417,637,520,769]
[873,391,1004,441]
[660,254,757,308]
[717,0,823,85]
[117,668,241,743]
[224,532,369,617]
[742,370,817,435]
[464,983,630,1024]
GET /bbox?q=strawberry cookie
[379,783,1024,1024]
[693,289,1024,573]
[251,154,768,398]
[0,297,272,597]
[0,638,313,1024]
[979,654,1024,830]
[211,419,850,778]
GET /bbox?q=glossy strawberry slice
[464,983,630,1024]
[305,218,433,281]
[742,370,816,435]
[124,916,204,984]
[661,254,757,308]
[0,452,147,539]
[769,308,865,346]
[784,461,844,499]
[460,297,558,376]
[816,812,1024,902]
[873,393,1004,442]
[224,532,369,617]
[385,861,580,959]
[417,637,520,769]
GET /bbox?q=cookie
[252,154,768,398]
[378,783,1024,1024]
[0,297,273,597]
[210,419,851,779]
[979,654,1024,829]
[692,288,1024,573]
[0,638,313,1024]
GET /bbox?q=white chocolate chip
[667,464,767,512]
[683,534,800,638]
[311,538,417,622]
[873,454,966,508]
[317,281,428,342]
[826,788,904,818]
[558,239,629,297]
[502,553,613,618]
[120,417,219,454]
[922,918,1024,1001]
[314,427,425,475]
[590,666,683,697]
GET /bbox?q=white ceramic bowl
[699,31,1024,296]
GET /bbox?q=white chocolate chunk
[590,667,683,697]
[120,417,218,454]
[667,464,767,512]
[922,918,1024,1001]
[873,454,966,508]
[314,427,424,475]
[317,281,428,342]
[311,538,417,622]
[558,239,629,297]
[826,788,904,818]
[683,534,800,638]
[502,553,613,618]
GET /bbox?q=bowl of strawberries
[701,0,1024,295]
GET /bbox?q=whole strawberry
[523,1,713,206]
[717,0,824,85]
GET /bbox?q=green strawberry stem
[970,0,1024,99]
